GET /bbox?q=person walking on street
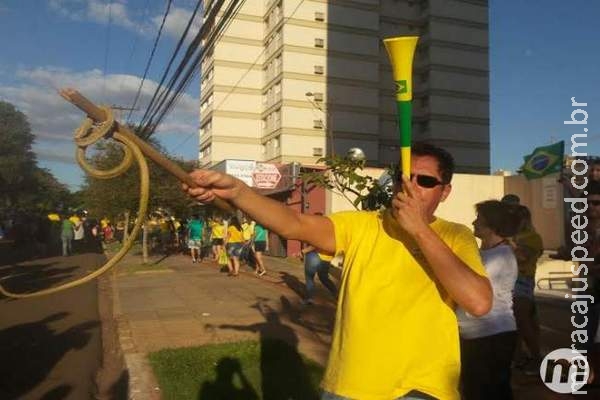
[253,222,268,276]
[187,214,204,263]
[225,216,244,276]
[60,215,74,256]
[510,205,544,374]
[301,244,337,305]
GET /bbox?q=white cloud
[48,1,201,40]
[0,66,200,167]
[154,6,202,41]
[87,0,137,30]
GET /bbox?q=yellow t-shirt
[323,210,486,400]
[210,221,225,239]
[242,222,254,241]
[514,229,543,278]
[318,252,333,262]
[227,226,244,243]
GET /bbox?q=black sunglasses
[397,173,445,189]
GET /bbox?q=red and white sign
[252,163,281,189]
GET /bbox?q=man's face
[394,155,452,219]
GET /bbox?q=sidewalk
[109,251,585,400]
[111,252,336,399]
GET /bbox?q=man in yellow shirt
[183,142,491,399]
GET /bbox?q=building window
[314,38,324,48]
[312,92,323,102]
[314,65,324,75]
[313,119,323,129]
[313,147,323,156]
[314,11,324,21]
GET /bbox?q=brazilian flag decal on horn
[521,141,565,180]
[383,36,419,176]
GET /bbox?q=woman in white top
[456,200,521,400]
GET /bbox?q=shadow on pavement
[0,261,79,298]
[198,357,259,400]
[0,313,99,400]
[218,299,321,400]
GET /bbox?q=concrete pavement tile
[125,310,159,322]
[129,320,163,331]
[155,307,193,320]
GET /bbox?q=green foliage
[0,101,73,213]
[149,340,324,400]
[80,134,196,221]
[302,155,393,210]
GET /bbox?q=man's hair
[501,194,521,205]
[411,141,455,184]
[475,200,521,238]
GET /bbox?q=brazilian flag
[521,141,565,180]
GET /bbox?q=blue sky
[0,0,599,190]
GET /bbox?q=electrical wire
[127,0,173,122]
[136,0,229,134]
[170,0,309,152]
[143,0,245,135]
[136,0,204,130]
[117,0,152,95]
[102,0,113,100]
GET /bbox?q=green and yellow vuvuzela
[383,36,419,177]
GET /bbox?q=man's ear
[440,183,452,202]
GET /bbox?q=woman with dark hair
[457,200,521,400]
[225,216,244,276]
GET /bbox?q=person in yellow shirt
[209,216,226,261]
[225,216,244,276]
[183,142,491,400]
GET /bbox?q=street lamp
[305,92,334,157]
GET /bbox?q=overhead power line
[136,0,242,138]
[136,0,204,130]
[141,0,245,137]
[127,0,173,123]
[171,0,310,153]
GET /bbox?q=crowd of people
[0,210,107,258]
[181,213,269,278]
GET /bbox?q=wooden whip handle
[59,88,234,213]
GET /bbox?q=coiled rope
[0,106,150,298]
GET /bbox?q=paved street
[0,251,106,400]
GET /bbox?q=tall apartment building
[199,0,489,173]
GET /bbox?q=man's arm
[392,175,492,316]
[183,170,336,254]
